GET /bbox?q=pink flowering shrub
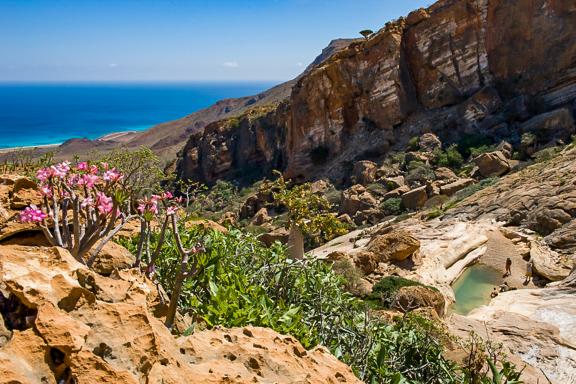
[20,160,136,265]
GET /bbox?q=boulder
[10,177,41,210]
[496,141,513,159]
[352,250,379,275]
[392,286,445,316]
[383,185,410,200]
[401,186,428,210]
[530,241,572,281]
[440,178,475,196]
[521,108,575,142]
[251,207,271,226]
[382,176,405,190]
[91,242,136,276]
[418,133,442,152]
[0,244,361,383]
[404,151,430,166]
[259,227,290,246]
[352,161,377,185]
[406,8,430,26]
[367,229,420,262]
[473,151,510,177]
[426,181,441,198]
[353,208,386,226]
[219,211,237,226]
[340,185,378,215]
[434,167,457,181]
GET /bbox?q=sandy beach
[0,130,140,155]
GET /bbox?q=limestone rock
[259,227,289,246]
[352,160,377,185]
[530,241,572,281]
[383,185,410,200]
[0,245,361,383]
[91,242,136,276]
[392,285,445,316]
[473,151,510,177]
[434,167,457,181]
[383,176,405,190]
[367,229,420,262]
[10,177,41,210]
[340,185,377,216]
[440,178,475,196]
[521,108,575,143]
[401,186,428,210]
[418,133,442,152]
[251,207,271,226]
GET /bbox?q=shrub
[534,146,561,163]
[433,144,464,169]
[368,276,435,308]
[380,197,404,216]
[469,144,497,159]
[406,161,435,185]
[408,136,420,151]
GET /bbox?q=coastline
[0,130,140,155]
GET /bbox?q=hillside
[175,0,576,185]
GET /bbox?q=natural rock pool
[450,264,501,315]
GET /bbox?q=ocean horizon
[0,81,276,149]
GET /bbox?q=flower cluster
[19,206,48,223]
[138,191,179,218]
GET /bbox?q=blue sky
[0,0,432,82]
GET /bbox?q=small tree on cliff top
[263,172,346,259]
[359,29,374,40]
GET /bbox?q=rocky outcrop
[473,151,510,177]
[0,245,360,383]
[366,229,420,262]
[176,0,576,186]
[448,147,576,255]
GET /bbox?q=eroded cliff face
[176,0,576,185]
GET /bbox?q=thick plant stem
[287,224,304,260]
[164,214,198,330]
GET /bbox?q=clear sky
[0,0,432,82]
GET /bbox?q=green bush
[408,136,420,151]
[120,227,478,383]
[469,144,497,159]
[534,147,561,163]
[406,161,435,185]
[368,276,436,308]
[433,144,464,169]
[380,197,404,216]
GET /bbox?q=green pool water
[450,264,502,315]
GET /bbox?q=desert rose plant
[20,160,135,266]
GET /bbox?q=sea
[0,82,275,149]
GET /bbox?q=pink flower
[166,206,179,216]
[89,164,99,174]
[81,197,94,208]
[19,206,47,223]
[103,168,123,182]
[36,167,52,183]
[95,192,113,215]
[137,198,159,215]
[100,162,109,171]
[162,191,173,200]
[77,174,99,188]
[76,162,89,171]
[51,161,71,179]
[39,184,52,197]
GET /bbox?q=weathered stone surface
[0,245,361,383]
[251,207,271,226]
[352,160,377,185]
[167,0,576,185]
[449,148,576,255]
[393,285,445,316]
[521,108,576,143]
[418,133,442,152]
[401,186,428,210]
[91,241,136,276]
[530,241,572,281]
[473,151,510,177]
[434,167,457,181]
[383,185,410,200]
[440,178,475,196]
[367,229,420,262]
[259,227,290,246]
[340,185,378,215]
[383,175,406,190]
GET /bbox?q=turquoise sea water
[0,82,275,149]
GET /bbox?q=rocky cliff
[176,0,576,185]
